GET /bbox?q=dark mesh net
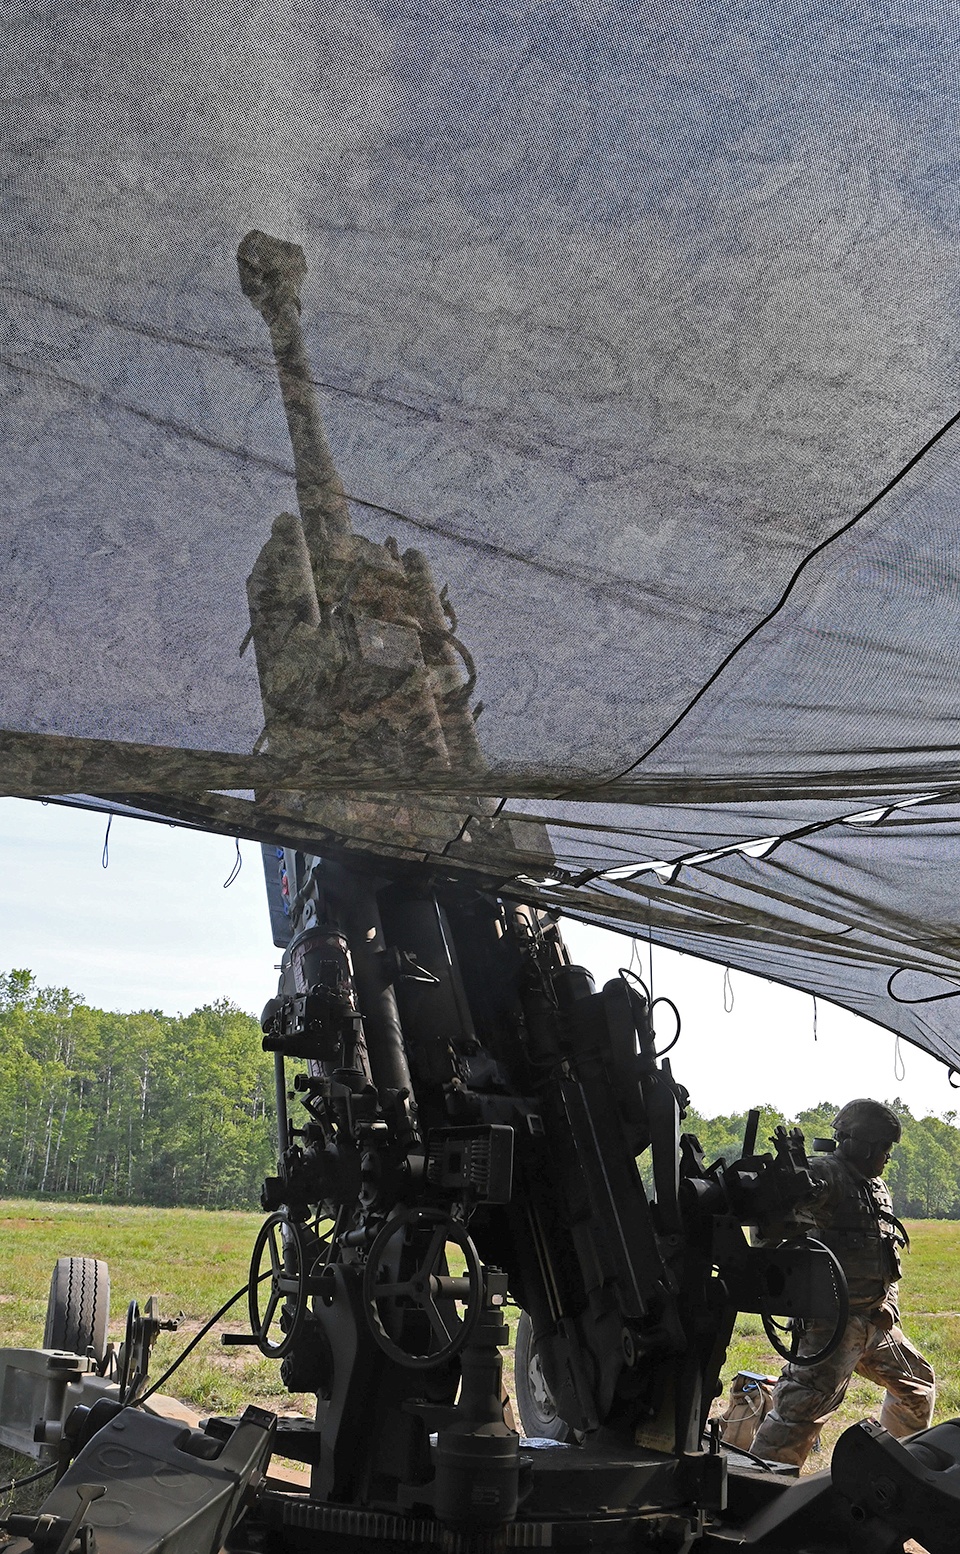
[5,2,960,1066]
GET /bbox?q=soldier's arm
[800,1157,842,1228]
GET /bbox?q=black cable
[618,965,652,1004]
[618,967,681,1055]
[0,1462,57,1498]
[573,403,960,795]
[650,996,682,1057]
[886,967,960,1005]
[223,837,242,889]
[136,1275,268,1405]
[714,1440,776,1472]
[440,813,477,858]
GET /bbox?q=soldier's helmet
[833,1098,902,1145]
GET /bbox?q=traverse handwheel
[760,1236,849,1369]
[248,1212,309,1358]
[363,1208,483,1370]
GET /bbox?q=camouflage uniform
[751,1151,935,1468]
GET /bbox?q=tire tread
[43,1256,110,1362]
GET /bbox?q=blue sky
[0,796,955,1120]
[0,799,278,1017]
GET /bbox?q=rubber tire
[514,1310,575,1442]
[43,1256,110,1362]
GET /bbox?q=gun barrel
[238,229,353,549]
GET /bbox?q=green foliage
[682,1096,960,1219]
[0,971,275,1209]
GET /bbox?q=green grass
[0,1199,308,1514]
[1,1202,954,1505]
[0,1199,304,1411]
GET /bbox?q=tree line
[2,970,960,1216]
[0,970,276,1209]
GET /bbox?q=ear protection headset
[838,1133,869,1161]
[837,1132,894,1164]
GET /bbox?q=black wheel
[43,1257,110,1363]
[759,1237,849,1369]
[249,1214,309,1359]
[514,1311,575,1442]
[363,1209,483,1370]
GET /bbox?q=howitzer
[239,857,859,1550]
[9,238,960,1554]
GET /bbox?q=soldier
[750,1098,935,1468]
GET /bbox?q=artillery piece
[5,237,960,1554]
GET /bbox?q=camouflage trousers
[750,1313,935,1468]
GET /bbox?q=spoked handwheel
[760,1237,849,1368]
[248,1212,309,1358]
[117,1294,177,1402]
[117,1299,141,1403]
[363,1208,483,1370]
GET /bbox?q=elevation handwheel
[248,1213,309,1359]
[363,1208,483,1370]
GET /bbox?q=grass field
[0,1200,324,1421]
[1,1200,957,1502]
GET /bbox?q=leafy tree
[0,971,276,1209]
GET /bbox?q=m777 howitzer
[7,247,960,1554]
[11,887,960,1554]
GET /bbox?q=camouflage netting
[5,1,960,1068]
